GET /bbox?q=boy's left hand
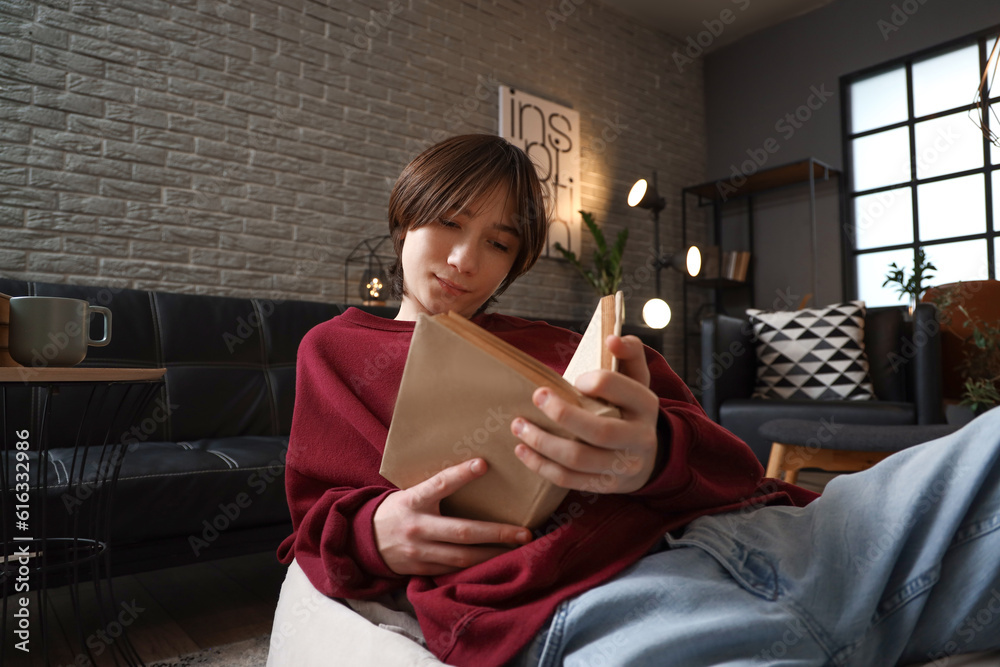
[511,334,662,495]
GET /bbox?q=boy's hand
[511,335,661,495]
[373,458,533,576]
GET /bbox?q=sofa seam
[118,466,283,481]
[28,465,287,490]
[149,291,172,442]
[252,298,281,435]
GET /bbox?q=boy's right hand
[373,458,533,576]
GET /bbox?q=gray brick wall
[0,0,707,367]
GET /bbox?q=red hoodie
[277,307,816,666]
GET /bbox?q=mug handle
[87,306,112,347]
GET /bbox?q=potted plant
[955,305,1000,417]
[554,210,628,297]
[882,248,936,317]
[928,287,1000,424]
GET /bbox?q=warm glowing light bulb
[642,298,671,329]
[686,246,702,277]
[367,277,383,298]
[628,179,648,207]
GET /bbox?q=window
[843,31,999,307]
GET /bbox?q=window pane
[923,240,989,285]
[992,103,1000,165]
[987,37,999,162]
[913,44,980,117]
[995,237,999,280]
[850,68,908,134]
[914,111,984,179]
[852,127,911,191]
[857,248,913,307]
[966,39,997,162]
[985,38,998,165]
[853,187,913,250]
[916,174,986,241]
[994,170,1000,230]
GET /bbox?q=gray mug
[9,297,112,367]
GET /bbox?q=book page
[562,291,623,387]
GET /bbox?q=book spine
[723,251,736,280]
[735,251,750,282]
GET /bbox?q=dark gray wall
[706,0,999,175]
[703,0,1000,307]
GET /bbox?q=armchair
[700,303,944,465]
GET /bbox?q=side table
[1,366,165,666]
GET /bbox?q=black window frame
[840,25,1000,302]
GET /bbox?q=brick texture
[0,0,707,367]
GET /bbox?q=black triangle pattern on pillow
[746,300,876,401]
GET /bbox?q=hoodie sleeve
[631,345,819,513]
[276,322,409,598]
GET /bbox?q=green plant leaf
[611,229,628,266]
[557,211,629,297]
[581,211,607,253]
[883,249,937,300]
[974,329,988,348]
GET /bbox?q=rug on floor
[147,634,270,667]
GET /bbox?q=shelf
[685,158,839,202]
[680,156,840,386]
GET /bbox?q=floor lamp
[628,172,702,329]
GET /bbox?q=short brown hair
[387,134,547,312]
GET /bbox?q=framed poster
[499,86,581,257]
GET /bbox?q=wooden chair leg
[766,442,803,484]
[766,445,895,489]
[765,442,789,479]
[784,466,800,485]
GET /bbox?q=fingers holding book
[511,336,661,495]
[603,335,651,392]
[373,458,534,576]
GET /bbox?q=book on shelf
[723,251,737,281]
[380,292,624,528]
[737,251,751,281]
[720,250,751,282]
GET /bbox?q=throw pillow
[746,300,876,401]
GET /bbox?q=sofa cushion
[0,277,350,572]
[746,300,876,401]
[720,398,915,464]
[7,436,290,548]
[266,299,347,432]
[863,306,907,402]
[757,419,959,451]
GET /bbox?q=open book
[380,292,624,528]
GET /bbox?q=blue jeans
[513,409,1000,666]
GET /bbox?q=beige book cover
[381,292,624,528]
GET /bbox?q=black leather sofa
[2,278,662,577]
[700,303,945,465]
[0,277,378,575]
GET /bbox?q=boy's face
[395,187,521,320]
